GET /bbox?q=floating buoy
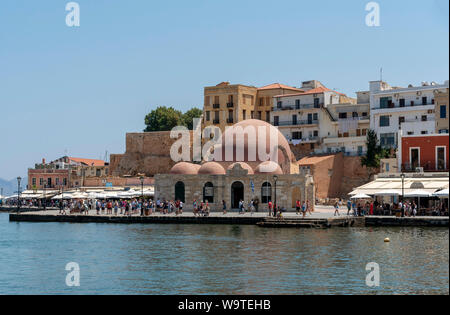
[384,238,390,243]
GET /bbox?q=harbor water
[0,213,448,294]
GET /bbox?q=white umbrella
[433,188,449,198]
[95,193,107,199]
[350,193,372,199]
[51,194,72,200]
[71,192,88,199]
[404,190,432,198]
[105,191,119,199]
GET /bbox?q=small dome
[227,162,254,174]
[170,162,201,175]
[254,161,283,175]
[198,162,226,175]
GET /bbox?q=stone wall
[110,131,193,177]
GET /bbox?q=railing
[273,104,322,111]
[274,120,319,127]
[338,116,369,121]
[372,102,435,110]
[401,163,449,173]
[289,137,319,143]
[213,104,220,109]
[227,102,234,108]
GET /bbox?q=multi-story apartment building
[270,80,356,153]
[369,80,449,148]
[317,91,370,156]
[434,88,449,134]
[202,81,303,131]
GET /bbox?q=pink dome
[198,162,226,175]
[213,119,295,165]
[254,161,283,175]
[170,162,201,175]
[227,162,254,174]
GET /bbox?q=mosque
[154,120,315,211]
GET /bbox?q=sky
[0,0,448,180]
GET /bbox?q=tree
[360,129,386,179]
[144,106,183,132]
[181,108,203,130]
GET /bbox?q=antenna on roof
[380,67,383,81]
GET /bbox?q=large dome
[170,162,201,175]
[213,119,295,166]
[198,162,226,175]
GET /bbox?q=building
[434,88,449,134]
[28,156,109,189]
[316,90,370,156]
[270,80,358,155]
[202,81,303,131]
[398,133,449,172]
[369,80,449,148]
[155,120,315,211]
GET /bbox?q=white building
[369,80,449,148]
[270,81,350,151]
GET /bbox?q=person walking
[222,200,227,215]
[334,201,340,216]
[268,200,273,217]
[347,199,352,216]
[296,200,301,215]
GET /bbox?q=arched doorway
[261,182,272,203]
[175,181,185,203]
[231,181,244,209]
[203,182,214,203]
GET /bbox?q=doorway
[175,182,185,203]
[231,181,244,209]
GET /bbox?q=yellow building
[203,82,303,131]
[435,88,449,134]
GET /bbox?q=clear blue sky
[0,0,448,180]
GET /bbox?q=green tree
[181,107,203,130]
[144,106,183,132]
[361,129,386,179]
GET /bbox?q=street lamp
[400,173,405,217]
[273,175,278,217]
[140,176,145,199]
[17,177,22,213]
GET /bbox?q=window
[313,130,319,137]
[266,111,271,122]
[295,99,300,109]
[32,178,36,186]
[421,115,427,122]
[259,98,264,106]
[385,163,390,172]
[356,129,361,137]
[313,113,318,121]
[206,111,210,121]
[407,131,414,135]
[314,98,320,107]
[214,96,219,105]
[63,178,67,186]
[292,132,302,140]
[399,99,405,107]
[55,178,59,185]
[362,129,367,136]
[410,148,420,169]
[47,178,52,187]
[205,96,210,106]
[203,182,214,203]
[357,146,363,156]
[380,133,396,147]
[39,178,43,186]
[410,101,415,106]
[436,147,446,170]
[399,116,405,124]
[292,115,297,125]
[380,97,392,108]
[277,101,282,108]
[339,112,347,119]
[421,131,428,135]
[242,110,246,120]
[261,182,272,203]
[362,112,368,117]
[422,97,427,105]
[251,111,254,119]
[379,116,390,127]
[439,129,449,134]
[273,116,279,126]
[440,105,447,119]
[352,112,358,118]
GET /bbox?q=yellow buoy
[384,238,390,243]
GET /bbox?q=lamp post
[140,176,145,199]
[400,173,405,217]
[273,175,278,217]
[43,183,47,210]
[17,177,22,213]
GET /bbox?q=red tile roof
[69,157,106,167]
[258,83,303,92]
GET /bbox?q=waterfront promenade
[7,206,449,227]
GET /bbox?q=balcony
[401,163,449,173]
[274,119,319,127]
[372,102,435,111]
[289,137,319,144]
[213,104,220,109]
[227,102,234,108]
[273,104,322,111]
